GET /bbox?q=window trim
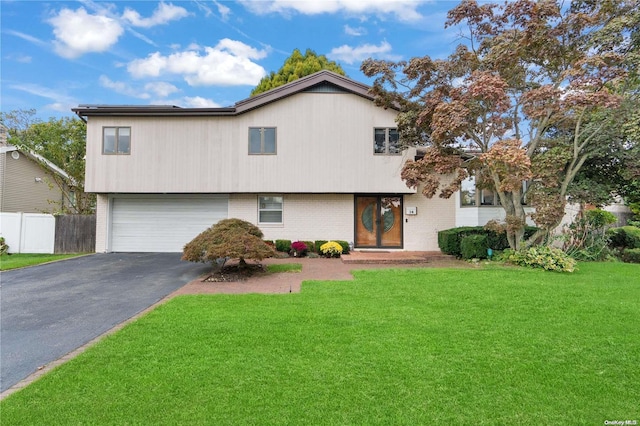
[249,127,277,155]
[461,176,528,207]
[102,126,131,155]
[373,127,401,155]
[258,195,283,225]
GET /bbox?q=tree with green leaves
[251,48,346,96]
[362,0,638,249]
[1,109,94,214]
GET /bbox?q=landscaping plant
[290,241,308,257]
[503,246,577,272]
[0,237,8,255]
[561,208,617,261]
[182,219,275,270]
[319,241,343,258]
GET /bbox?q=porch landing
[341,251,455,264]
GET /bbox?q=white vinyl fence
[0,212,55,254]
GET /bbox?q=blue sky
[1,1,467,121]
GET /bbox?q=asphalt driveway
[0,253,210,393]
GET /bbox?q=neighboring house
[0,126,70,213]
[72,70,517,253]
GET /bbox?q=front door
[355,195,403,248]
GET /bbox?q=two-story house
[73,70,458,253]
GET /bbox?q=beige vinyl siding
[0,152,64,213]
[85,92,414,194]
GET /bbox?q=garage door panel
[111,196,228,252]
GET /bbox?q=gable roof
[1,145,71,181]
[72,70,396,118]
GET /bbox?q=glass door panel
[355,196,402,248]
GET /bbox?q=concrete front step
[341,251,456,264]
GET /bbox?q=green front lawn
[2,263,638,424]
[0,253,86,271]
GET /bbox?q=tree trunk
[497,190,527,250]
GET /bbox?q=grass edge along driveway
[1,262,638,425]
[0,253,87,271]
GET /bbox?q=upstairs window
[249,127,276,154]
[103,127,130,155]
[374,128,401,155]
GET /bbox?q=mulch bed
[202,263,268,282]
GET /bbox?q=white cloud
[10,83,77,113]
[213,0,232,21]
[127,39,268,86]
[99,75,150,99]
[4,29,48,47]
[7,53,33,63]
[241,0,425,22]
[49,7,124,58]
[145,82,180,97]
[344,24,366,36]
[177,96,221,108]
[327,41,400,64]
[122,2,189,28]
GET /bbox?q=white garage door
[111,195,228,252]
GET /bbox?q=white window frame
[249,127,277,155]
[103,127,131,155]
[258,195,283,224]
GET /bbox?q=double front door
[355,195,403,248]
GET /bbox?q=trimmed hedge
[607,226,640,250]
[438,226,538,257]
[302,241,315,253]
[460,234,488,259]
[315,240,328,253]
[335,240,350,255]
[275,240,292,252]
[621,248,640,263]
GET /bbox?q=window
[480,189,496,206]
[103,127,130,155]
[374,128,401,155]
[249,127,276,154]
[461,177,506,207]
[258,195,283,224]
[461,177,476,206]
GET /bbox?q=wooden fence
[54,214,96,253]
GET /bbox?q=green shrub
[315,240,328,253]
[0,237,8,255]
[303,241,315,253]
[438,227,480,256]
[438,226,538,256]
[335,240,350,254]
[460,234,488,259]
[503,246,577,273]
[562,209,618,261]
[275,240,292,252]
[621,248,640,263]
[607,226,640,249]
[320,241,343,258]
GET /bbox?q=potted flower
[290,241,308,257]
